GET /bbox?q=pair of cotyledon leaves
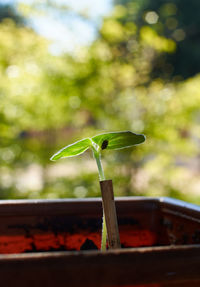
[50,131,145,161]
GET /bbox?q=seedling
[50,131,145,250]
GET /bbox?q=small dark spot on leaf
[101,140,109,150]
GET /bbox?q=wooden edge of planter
[0,243,199,259]
[0,245,200,286]
[0,196,160,216]
[0,197,200,221]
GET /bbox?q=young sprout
[50,131,145,250]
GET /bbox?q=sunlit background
[1,0,200,203]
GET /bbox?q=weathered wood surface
[0,245,200,286]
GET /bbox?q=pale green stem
[94,152,105,181]
[101,209,107,251]
[93,150,107,251]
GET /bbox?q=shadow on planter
[0,197,200,287]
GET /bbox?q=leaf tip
[50,155,56,161]
[50,152,60,161]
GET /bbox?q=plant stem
[94,151,105,181]
[101,209,107,251]
[93,150,107,251]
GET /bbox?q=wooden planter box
[0,197,200,287]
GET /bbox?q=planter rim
[0,195,196,204]
[0,196,199,211]
[0,196,200,223]
[0,243,200,261]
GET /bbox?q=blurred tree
[0,19,63,198]
[0,1,200,205]
[114,0,200,79]
[0,3,26,25]
[40,5,200,202]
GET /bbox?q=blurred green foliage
[0,2,200,204]
[115,0,200,79]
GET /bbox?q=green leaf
[50,131,145,161]
[92,131,145,150]
[50,138,91,161]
